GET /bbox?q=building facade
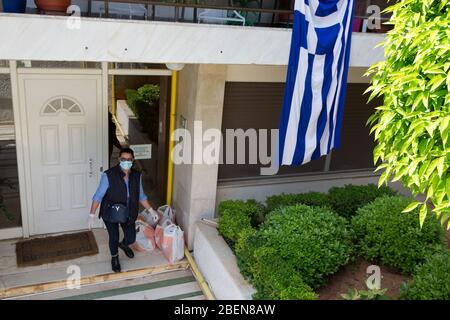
[0,1,404,248]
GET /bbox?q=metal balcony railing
[1,0,393,32]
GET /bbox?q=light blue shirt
[92,172,148,203]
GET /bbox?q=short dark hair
[119,147,134,158]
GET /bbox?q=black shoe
[119,242,135,259]
[111,256,121,273]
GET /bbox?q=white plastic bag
[157,205,176,225]
[155,219,173,249]
[161,224,185,264]
[133,220,157,252]
[137,208,159,228]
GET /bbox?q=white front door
[18,73,103,235]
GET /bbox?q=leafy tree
[366,0,450,228]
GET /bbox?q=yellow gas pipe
[166,70,177,205]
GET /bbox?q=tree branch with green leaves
[365,0,450,229]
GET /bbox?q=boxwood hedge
[217,199,264,246]
[328,184,397,219]
[351,196,446,274]
[265,192,330,213]
[236,204,353,299]
[400,249,450,300]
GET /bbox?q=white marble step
[10,269,203,300]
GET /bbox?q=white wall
[216,171,411,210]
[0,14,384,66]
[194,222,256,300]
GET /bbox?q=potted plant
[34,0,71,13]
[278,0,294,25]
[2,0,27,13]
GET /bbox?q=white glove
[87,214,96,230]
[147,207,159,226]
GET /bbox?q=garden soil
[317,259,410,300]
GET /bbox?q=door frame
[12,64,107,237]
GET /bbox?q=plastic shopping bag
[133,220,157,252]
[137,208,159,228]
[155,219,173,249]
[161,224,185,264]
[157,205,176,225]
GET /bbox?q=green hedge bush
[264,184,397,220]
[237,204,352,298]
[217,199,264,246]
[253,247,317,300]
[265,192,330,213]
[126,84,160,143]
[235,228,264,279]
[351,196,446,274]
[328,184,397,219]
[400,249,450,300]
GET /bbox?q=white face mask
[119,161,133,170]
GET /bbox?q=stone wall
[172,64,226,249]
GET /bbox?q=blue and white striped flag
[279,0,355,165]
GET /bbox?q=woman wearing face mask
[88,147,157,272]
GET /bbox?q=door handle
[88,158,93,178]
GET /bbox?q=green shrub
[351,196,446,274]
[246,204,352,292]
[253,248,317,300]
[400,248,450,300]
[125,88,140,111]
[277,279,317,300]
[265,192,329,213]
[125,84,160,142]
[235,228,265,279]
[217,199,263,245]
[137,84,160,105]
[328,184,397,219]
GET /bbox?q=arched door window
[41,96,84,115]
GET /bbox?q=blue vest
[99,165,141,224]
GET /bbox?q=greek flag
[279,0,355,165]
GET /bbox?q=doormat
[16,231,99,267]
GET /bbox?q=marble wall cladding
[173,64,227,249]
[0,14,386,66]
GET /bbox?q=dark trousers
[104,220,136,256]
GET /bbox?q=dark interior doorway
[109,73,171,208]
